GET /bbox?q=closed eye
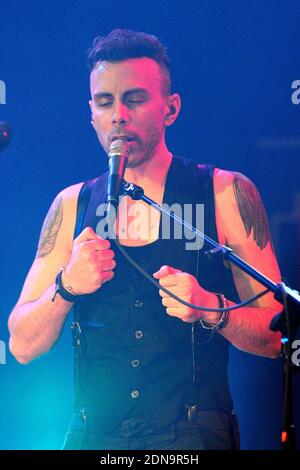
[127,100,144,104]
[97,102,113,107]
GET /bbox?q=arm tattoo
[36,196,63,258]
[233,173,274,251]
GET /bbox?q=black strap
[72,177,98,412]
[187,163,215,418]
[73,177,98,240]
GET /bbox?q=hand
[63,227,116,295]
[153,265,219,324]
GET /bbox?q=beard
[98,120,165,169]
[125,122,164,169]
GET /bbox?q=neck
[125,141,172,188]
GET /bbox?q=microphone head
[108,139,130,158]
[0,122,12,152]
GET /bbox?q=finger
[165,307,180,317]
[73,226,109,247]
[79,239,111,252]
[159,274,181,287]
[101,259,117,271]
[102,270,115,283]
[91,250,115,265]
[98,249,115,260]
[159,288,180,298]
[153,265,182,279]
[161,297,180,308]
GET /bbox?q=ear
[89,99,95,127]
[164,93,181,127]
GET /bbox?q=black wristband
[52,270,79,303]
[199,293,229,331]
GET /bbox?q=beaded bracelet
[199,293,230,331]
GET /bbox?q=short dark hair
[87,29,171,96]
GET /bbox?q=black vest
[73,156,238,432]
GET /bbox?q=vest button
[131,390,140,399]
[134,299,144,308]
[135,330,143,339]
[131,359,140,368]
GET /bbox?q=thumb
[73,226,105,246]
[153,265,182,279]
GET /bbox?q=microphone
[0,122,12,152]
[107,139,130,206]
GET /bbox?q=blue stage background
[0,0,299,449]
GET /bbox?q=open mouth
[112,135,134,142]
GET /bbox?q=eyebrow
[93,88,149,101]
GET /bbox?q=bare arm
[214,169,282,357]
[8,286,74,365]
[8,182,116,364]
[154,169,282,358]
[8,185,81,364]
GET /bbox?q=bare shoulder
[58,181,85,207]
[14,181,86,305]
[212,169,281,308]
[213,168,271,247]
[35,181,85,260]
[213,167,235,186]
[214,168,260,195]
[213,167,264,213]
[213,167,255,195]
[213,168,235,245]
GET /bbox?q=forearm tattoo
[36,196,63,258]
[233,173,274,251]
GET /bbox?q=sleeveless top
[73,156,239,433]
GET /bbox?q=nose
[111,101,130,126]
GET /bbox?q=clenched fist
[153,265,219,324]
[63,226,116,295]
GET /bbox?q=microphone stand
[120,179,300,450]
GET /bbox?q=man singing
[8,29,282,450]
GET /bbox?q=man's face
[89,57,170,168]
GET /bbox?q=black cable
[113,237,270,313]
